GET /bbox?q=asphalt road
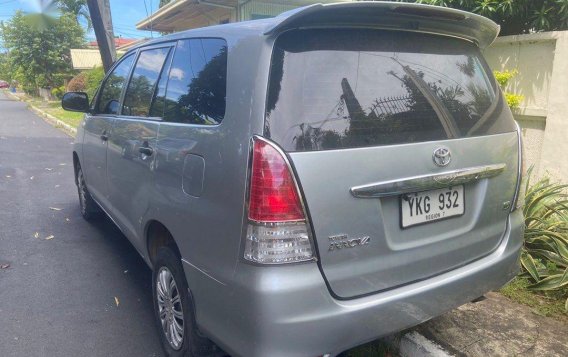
[0,91,164,357]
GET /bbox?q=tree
[0,11,85,93]
[394,0,568,35]
[55,0,92,29]
[0,53,14,82]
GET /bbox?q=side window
[97,54,135,115]
[122,47,171,117]
[163,38,227,125]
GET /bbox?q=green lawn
[500,277,568,322]
[28,99,84,128]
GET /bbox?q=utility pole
[86,0,116,73]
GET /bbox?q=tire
[152,247,221,357]
[76,165,101,220]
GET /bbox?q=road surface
[0,91,164,357]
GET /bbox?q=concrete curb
[384,331,454,357]
[4,91,77,137]
[398,332,454,357]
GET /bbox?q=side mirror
[62,92,90,112]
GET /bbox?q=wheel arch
[145,220,182,267]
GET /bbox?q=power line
[143,0,153,38]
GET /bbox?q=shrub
[494,69,524,109]
[51,85,66,99]
[84,66,104,100]
[520,167,568,310]
[67,71,87,92]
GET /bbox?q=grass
[500,277,568,322]
[28,99,83,128]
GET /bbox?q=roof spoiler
[264,2,499,49]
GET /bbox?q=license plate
[400,186,464,228]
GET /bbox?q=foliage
[504,92,523,109]
[51,85,66,99]
[159,0,172,8]
[84,66,105,100]
[0,11,84,93]
[520,167,568,311]
[67,71,87,92]
[0,52,14,82]
[494,69,518,87]
[493,69,524,109]
[395,0,568,35]
[54,0,91,29]
[501,277,567,319]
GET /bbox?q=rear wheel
[152,247,221,357]
[76,165,101,220]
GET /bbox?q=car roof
[127,1,499,54]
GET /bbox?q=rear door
[106,44,173,249]
[82,54,135,210]
[265,29,519,298]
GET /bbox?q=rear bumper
[184,210,523,357]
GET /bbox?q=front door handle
[138,146,154,156]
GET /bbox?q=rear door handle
[138,146,154,156]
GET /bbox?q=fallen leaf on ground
[114,297,120,307]
[45,168,52,171]
[33,232,39,238]
[45,235,54,240]
[49,207,62,211]
[1,264,10,269]
[65,218,70,222]
[29,176,34,180]
[59,163,66,166]
[5,175,11,178]
[55,185,60,188]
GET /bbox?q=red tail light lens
[244,137,314,264]
[248,138,304,222]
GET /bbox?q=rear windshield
[265,29,515,152]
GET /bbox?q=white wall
[484,31,568,180]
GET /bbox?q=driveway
[0,91,164,357]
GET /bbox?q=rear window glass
[266,29,515,152]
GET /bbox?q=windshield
[265,29,515,152]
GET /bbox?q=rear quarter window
[265,29,516,152]
[162,38,228,125]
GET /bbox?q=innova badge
[433,147,451,167]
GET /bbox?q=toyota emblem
[433,147,451,167]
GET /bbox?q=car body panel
[107,117,159,252]
[264,2,500,49]
[290,131,518,298]
[185,211,523,357]
[81,114,114,210]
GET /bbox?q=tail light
[244,136,315,264]
[511,122,525,212]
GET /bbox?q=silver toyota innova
[62,2,524,356]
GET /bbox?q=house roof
[70,49,127,70]
[135,0,345,32]
[87,38,137,49]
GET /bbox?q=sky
[0,0,161,41]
